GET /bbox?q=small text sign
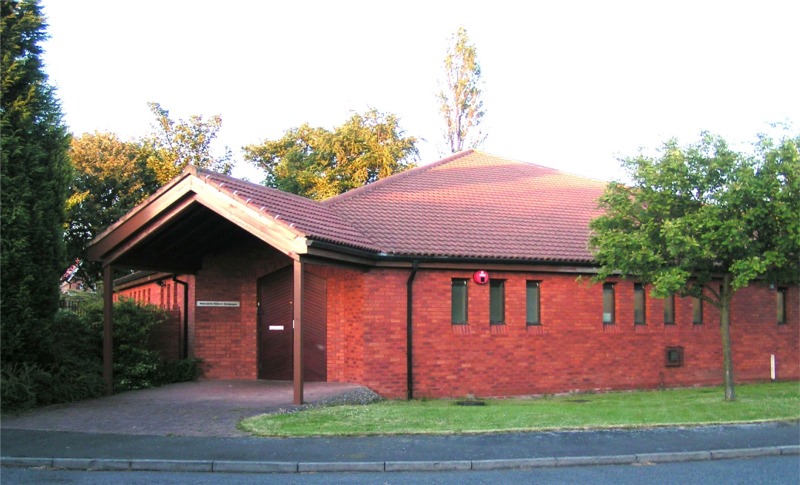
[197,301,240,308]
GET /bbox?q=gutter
[306,239,597,268]
[172,276,190,359]
[406,260,419,400]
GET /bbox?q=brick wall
[360,269,409,397]
[116,255,798,399]
[404,270,799,398]
[194,236,290,379]
[306,264,367,385]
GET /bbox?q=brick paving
[1,380,363,437]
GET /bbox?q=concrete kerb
[3,446,797,474]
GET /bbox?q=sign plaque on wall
[197,301,240,308]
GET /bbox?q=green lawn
[239,381,800,437]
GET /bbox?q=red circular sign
[473,270,489,285]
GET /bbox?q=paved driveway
[1,380,364,437]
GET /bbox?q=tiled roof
[324,151,607,262]
[195,169,377,251]
[198,151,608,263]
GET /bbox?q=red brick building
[89,151,799,401]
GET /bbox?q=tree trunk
[720,274,735,401]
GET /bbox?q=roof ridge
[194,167,326,205]
[322,149,476,207]
[472,150,612,184]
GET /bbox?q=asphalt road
[3,455,798,484]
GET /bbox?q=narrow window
[526,281,541,325]
[777,288,787,325]
[451,279,468,324]
[603,283,615,324]
[692,296,703,325]
[663,294,675,325]
[634,283,646,325]
[489,280,505,324]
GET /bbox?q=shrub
[0,362,49,410]
[1,298,201,412]
[158,357,203,384]
[81,298,201,392]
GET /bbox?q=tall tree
[65,132,159,286]
[1,0,72,364]
[244,109,418,200]
[589,132,800,401]
[146,102,234,184]
[438,26,486,153]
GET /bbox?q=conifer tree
[1,0,72,365]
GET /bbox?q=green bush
[158,357,203,383]
[81,298,202,392]
[0,362,49,410]
[0,309,106,411]
[1,298,201,412]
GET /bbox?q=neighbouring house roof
[88,150,609,269]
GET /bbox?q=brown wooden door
[257,266,328,381]
[258,267,293,380]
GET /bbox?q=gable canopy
[87,151,608,271]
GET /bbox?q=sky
[39,0,799,183]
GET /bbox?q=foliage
[80,298,201,392]
[438,26,486,154]
[589,131,800,400]
[65,132,160,286]
[146,102,234,184]
[244,109,418,200]
[239,381,800,437]
[1,298,202,411]
[0,309,104,411]
[1,0,72,367]
[65,103,234,283]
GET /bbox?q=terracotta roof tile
[197,151,607,263]
[195,168,377,251]
[323,151,607,262]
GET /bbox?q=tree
[65,132,159,286]
[146,102,234,184]
[244,109,418,200]
[589,132,800,401]
[1,0,72,365]
[438,26,486,154]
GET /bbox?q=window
[777,288,787,325]
[692,296,703,325]
[526,281,541,325]
[451,279,468,324]
[603,283,615,324]
[634,283,646,325]
[663,294,675,325]
[489,280,505,324]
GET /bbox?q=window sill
[527,325,545,335]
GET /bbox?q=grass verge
[239,381,800,437]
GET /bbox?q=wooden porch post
[293,259,304,405]
[103,264,114,395]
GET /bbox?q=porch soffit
[86,173,309,271]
